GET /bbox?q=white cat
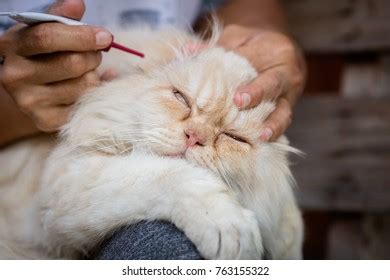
[0,26,303,259]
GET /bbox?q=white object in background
[0,12,84,26]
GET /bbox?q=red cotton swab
[106,41,145,58]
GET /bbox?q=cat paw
[180,202,263,260]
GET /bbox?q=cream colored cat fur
[0,26,303,259]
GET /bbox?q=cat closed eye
[223,133,248,144]
[172,89,190,107]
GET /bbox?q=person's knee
[94,220,203,260]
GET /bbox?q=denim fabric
[94,221,203,260]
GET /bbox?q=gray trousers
[94,221,203,260]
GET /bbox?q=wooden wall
[283,0,390,53]
[282,0,390,259]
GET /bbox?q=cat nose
[184,129,205,147]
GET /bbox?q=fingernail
[260,127,273,142]
[233,93,242,107]
[240,92,251,109]
[95,30,112,48]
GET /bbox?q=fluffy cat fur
[0,26,303,259]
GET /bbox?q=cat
[0,26,303,259]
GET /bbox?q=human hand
[0,0,112,132]
[218,24,306,142]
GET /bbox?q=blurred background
[282,0,390,259]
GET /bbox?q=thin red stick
[110,42,145,58]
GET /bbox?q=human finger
[16,23,112,56]
[259,97,292,142]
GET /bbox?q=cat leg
[275,202,304,259]
[40,150,263,259]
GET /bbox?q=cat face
[128,48,275,184]
[65,47,278,187]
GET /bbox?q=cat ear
[179,18,222,58]
[182,42,209,56]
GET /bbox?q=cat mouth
[164,147,190,159]
[166,151,186,158]
[162,146,199,159]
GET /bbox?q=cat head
[62,37,296,190]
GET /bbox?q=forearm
[0,85,40,147]
[216,0,287,32]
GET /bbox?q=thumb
[47,0,85,20]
